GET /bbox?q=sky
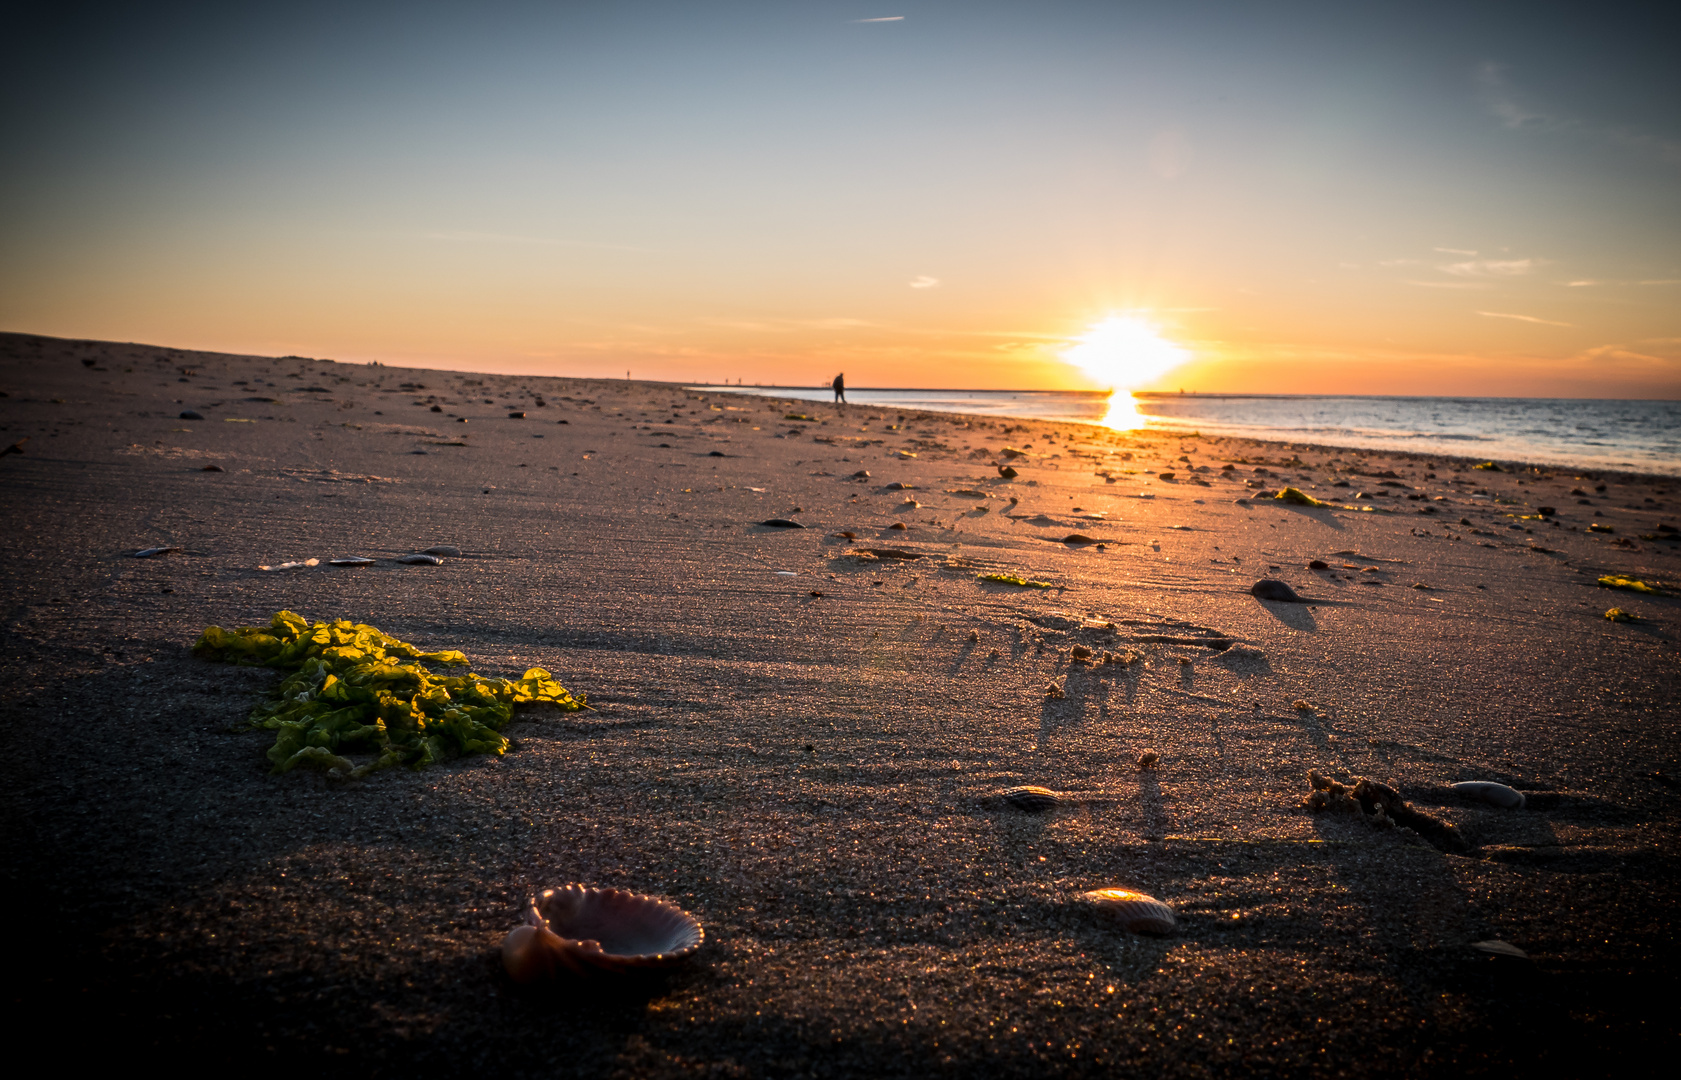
[3,0,1679,397]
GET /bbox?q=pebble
[421,546,461,556]
[888,522,908,530]
[760,519,805,528]
[133,546,181,558]
[395,554,443,565]
[179,409,203,420]
[1250,579,1305,602]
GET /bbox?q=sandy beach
[2,330,1677,1076]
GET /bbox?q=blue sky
[3,1,1677,395]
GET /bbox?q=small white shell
[1081,888,1176,934]
[503,885,703,981]
[396,553,443,565]
[328,557,376,566]
[1452,781,1526,809]
[1470,939,1529,959]
[257,558,320,571]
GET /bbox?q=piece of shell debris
[1082,889,1176,934]
[421,545,461,556]
[258,559,320,571]
[1470,939,1530,960]
[1070,644,1093,660]
[968,629,980,642]
[134,546,181,558]
[1293,699,1314,712]
[996,786,1063,812]
[328,557,376,566]
[395,553,443,565]
[1045,682,1066,699]
[1137,750,1159,770]
[1451,781,1526,809]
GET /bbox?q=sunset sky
[3,1,1677,397]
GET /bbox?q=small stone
[760,518,805,528]
[179,409,203,420]
[1137,751,1159,770]
[1071,644,1093,660]
[1309,559,1328,569]
[1250,579,1305,602]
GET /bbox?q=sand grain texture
[2,332,1678,1076]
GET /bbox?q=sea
[688,386,1681,476]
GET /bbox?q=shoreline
[3,331,1678,1076]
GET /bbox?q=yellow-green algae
[1598,575,1656,593]
[194,611,584,776]
[978,573,1054,588]
[1605,608,1637,622]
[1273,487,1335,507]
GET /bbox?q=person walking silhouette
[832,372,846,403]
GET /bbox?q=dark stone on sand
[997,465,1018,478]
[508,411,525,419]
[1251,579,1305,602]
[180,409,203,420]
[760,518,805,528]
[1309,559,1328,569]
[1063,534,1097,544]
[709,450,725,456]
[201,464,224,472]
[430,405,442,412]
[851,470,871,478]
[859,548,921,560]
[887,522,908,530]
[1537,506,1556,515]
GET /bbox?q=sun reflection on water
[1099,392,1146,430]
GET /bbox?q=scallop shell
[1451,781,1526,809]
[998,785,1062,812]
[1081,888,1176,934]
[395,553,443,565]
[502,885,704,981]
[1470,939,1529,959]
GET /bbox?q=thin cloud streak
[908,276,939,289]
[1478,311,1572,327]
[852,16,905,23]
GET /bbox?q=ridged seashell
[502,885,703,981]
[997,785,1063,812]
[1081,889,1176,934]
[328,556,376,566]
[395,553,442,565]
[421,545,461,557]
[1452,781,1526,809]
[133,546,180,558]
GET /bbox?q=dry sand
[2,330,1677,1076]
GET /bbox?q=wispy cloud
[1405,280,1490,290]
[1478,311,1571,326]
[1639,279,1681,286]
[418,229,651,252]
[1440,257,1542,277]
[1565,280,1599,287]
[852,16,905,23]
[1433,247,1478,256]
[908,276,939,289]
[1477,61,1681,168]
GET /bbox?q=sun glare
[1062,316,1189,430]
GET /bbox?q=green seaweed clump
[1605,608,1638,622]
[784,413,817,422]
[1273,487,1334,507]
[978,573,1053,588]
[1598,575,1656,593]
[194,610,585,776]
[1473,461,1503,471]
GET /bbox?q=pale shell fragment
[502,885,703,981]
[257,558,320,571]
[998,785,1062,812]
[1452,781,1526,809]
[133,546,181,558]
[328,556,376,566]
[1081,888,1177,934]
[395,553,443,565]
[421,545,461,556]
[1470,939,1529,959]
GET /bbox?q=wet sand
[2,330,1678,1076]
